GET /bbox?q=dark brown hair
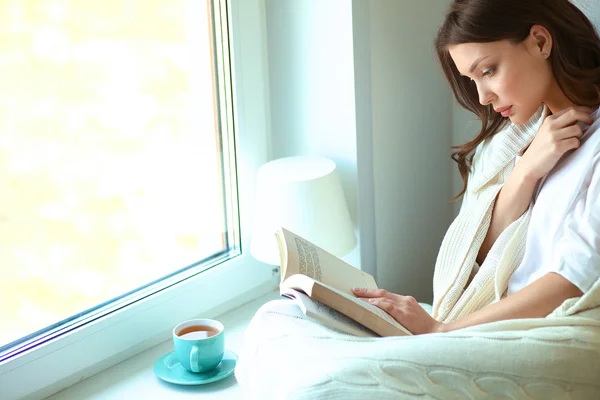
[436,0,600,200]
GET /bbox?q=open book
[276,227,412,337]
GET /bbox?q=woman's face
[449,33,557,125]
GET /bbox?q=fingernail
[352,287,359,292]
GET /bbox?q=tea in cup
[172,319,225,373]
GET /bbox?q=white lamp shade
[250,156,357,265]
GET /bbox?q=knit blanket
[236,300,600,399]
[235,104,600,398]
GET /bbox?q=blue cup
[173,319,225,373]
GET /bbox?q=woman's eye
[482,67,496,77]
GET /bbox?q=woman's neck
[543,81,599,115]
[543,81,576,115]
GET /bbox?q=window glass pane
[0,0,236,349]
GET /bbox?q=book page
[279,228,377,294]
[282,273,412,336]
[281,288,376,337]
[294,235,322,282]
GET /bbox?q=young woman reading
[353,0,600,335]
[236,1,600,397]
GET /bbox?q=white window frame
[0,0,274,399]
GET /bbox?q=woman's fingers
[558,137,582,154]
[367,298,397,312]
[365,298,411,325]
[565,123,583,137]
[541,106,595,155]
[551,105,594,119]
[352,287,389,298]
[357,296,393,310]
[551,124,583,146]
[352,287,398,300]
[552,106,594,128]
[356,295,441,335]
[352,287,410,303]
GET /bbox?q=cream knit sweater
[236,105,600,399]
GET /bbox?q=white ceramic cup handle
[190,345,200,373]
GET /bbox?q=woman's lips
[499,106,512,117]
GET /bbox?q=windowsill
[45,291,281,400]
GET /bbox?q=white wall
[265,0,361,267]
[265,0,456,302]
[363,0,455,302]
[351,0,377,278]
[571,0,600,29]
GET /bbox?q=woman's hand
[352,288,445,335]
[518,106,595,181]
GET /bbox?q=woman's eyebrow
[469,56,490,73]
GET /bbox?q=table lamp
[250,156,356,266]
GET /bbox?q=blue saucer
[153,349,237,385]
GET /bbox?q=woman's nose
[478,86,495,106]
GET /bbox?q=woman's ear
[528,24,553,59]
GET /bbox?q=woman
[236,1,600,397]
[353,0,600,335]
